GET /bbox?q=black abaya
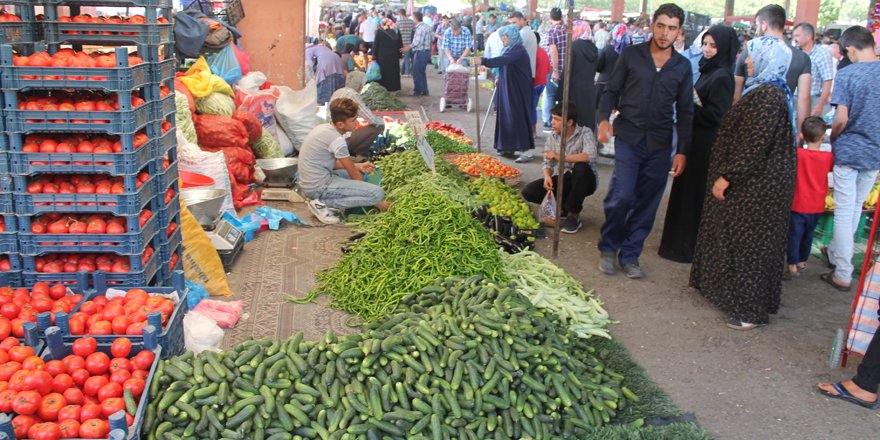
[558,39,598,130]
[373,28,402,92]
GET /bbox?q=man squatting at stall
[298,98,390,225]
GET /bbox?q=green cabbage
[195,92,235,116]
[175,92,198,145]
[251,131,283,159]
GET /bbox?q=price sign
[405,111,426,137]
[416,134,435,175]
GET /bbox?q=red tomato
[0,336,20,351]
[70,369,90,388]
[62,388,84,406]
[130,350,154,371]
[109,369,131,385]
[8,319,23,338]
[79,418,110,438]
[79,402,102,422]
[37,392,67,421]
[22,355,45,370]
[28,421,63,440]
[78,301,98,315]
[0,350,8,364]
[0,388,17,412]
[122,378,145,398]
[0,317,11,340]
[130,370,148,381]
[12,390,41,415]
[49,284,67,300]
[52,373,74,393]
[97,381,122,401]
[99,397,125,417]
[12,414,39,439]
[62,355,85,373]
[71,337,97,357]
[57,404,81,422]
[32,282,50,297]
[31,297,53,313]
[58,419,80,438]
[68,318,85,335]
[8,345,35,363]
[110,337,132,358]
[45,360,65,376]
[82,376,107,397]
[125,321,146,335]
[108,357,131,373]
[101,304,124,321]
[22,370,53,395]
[110,316,130,334]
[0,303,20,319]
[89,320,112,335]
[0,361,21,381]
[85,352,110,376]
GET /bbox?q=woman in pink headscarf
[557,21,599,129]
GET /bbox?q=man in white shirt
[793,22,835,117]
[359,9,379,50]
[594,22,609,50]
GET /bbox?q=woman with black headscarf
[373,19,403,92]
[659,25,740,263]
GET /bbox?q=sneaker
[514,153,534,163]
[622,263,644,279]
[726,317,761,331]
[561,216,582,234]
[598,252,617,275]
[499,151,517,159]
[307,199,341,225]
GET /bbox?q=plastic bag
[183,311,224,354]
[184,280,210,310]
[366,60,382,82]
[234,86,280,134]
[275,83,319,148]
[179,57,235,98]
[181,201,233,296]
[237,72,267,94]
[446,63,470,73]
[275,125,296,156]
[193,299,245,328]
[231,43,250,76]
[206,45,243,86]
[177,129,234,211]
[540,190,557,225]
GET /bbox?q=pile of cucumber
[144,275,637,440]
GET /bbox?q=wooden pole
[471,0,483,153]
[552,0,575,258]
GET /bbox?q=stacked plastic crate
[1,0,179,288]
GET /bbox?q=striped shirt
[442,27,473,58]
[806,44,835,96]
[547,23,566,74]
[396,17,415,45]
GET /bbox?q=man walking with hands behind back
[596,3,694,279]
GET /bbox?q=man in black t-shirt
[732,5,811,139]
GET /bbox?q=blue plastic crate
[158,189,179,222]
[18,210,159,255]
[44,21,172,46]
[8,127,157,153]
[8,144,154,176]
[57,270,188,358]
[150,92,175,121]
[0,175,12,214]
[12,324,164,440]
[0,253,22,286]
[0,21,36,45]
[158,242,181,286]
[41,0,173,7]
[13,172,157,215]
[150,58,174,84]
[4,103,153,134]
[0,151,7,174]
[0,215,17,254]
[22,247,161,288]
[22,230,161,271]
[0,45,154,92]
[156,157,177,189]
[159,215,180,248]
[153,125,175,157]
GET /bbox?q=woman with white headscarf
[476,25,535,158]
[690,35,797,330]
[557,21,599,130]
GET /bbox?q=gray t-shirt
[735,42,811,93]
[830,61,880,170]
[520,27,537,77]
[298,124,350,195]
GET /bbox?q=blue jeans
[829,165,879,283]
[402,50,413,75]
[542,73,557,126]
[532,85,545,126]
[412,50,430,95]
[310,169,384,210]
[787,212,820,265]
[598,138,672,265]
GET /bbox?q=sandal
[819,383,880,409]
[820,272,851,292]
[819,247,836,269]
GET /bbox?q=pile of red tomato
[450,153,521,178]
[56,14,169,36]
[0,336,154,439]
[32,249,154,275]
[70,288,175,335]
[21,132,151,157]
[29,210,153,237]
[26,173,151,195]
[0,283,83,339]
[13,49,145,76]
[16,91,148,124]
[0,11,22,22]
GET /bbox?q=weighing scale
[257,158,306,203]
[180,188,245,271]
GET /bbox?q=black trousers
[521,162,597,215]
[854,329,880,393]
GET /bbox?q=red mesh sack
[232,110,263,145]
[194,114,249,150]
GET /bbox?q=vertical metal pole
[552,0,575,258]
[471,0,483,153]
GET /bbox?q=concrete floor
[225,67,880,439]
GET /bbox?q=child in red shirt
[787,117,834,277]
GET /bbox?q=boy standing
[786,117,833,278]
[298,98,390,225]
[822,26,880,291]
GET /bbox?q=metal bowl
[257,158,298,185]
[181,188,228,227]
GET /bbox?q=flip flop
[820,383,880,409]
[820,272,851,292]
